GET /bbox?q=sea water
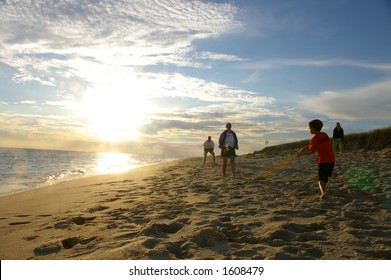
[0,147,165,197]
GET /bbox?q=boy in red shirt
[297,119,335,199]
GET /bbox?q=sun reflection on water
[94,152,139,174]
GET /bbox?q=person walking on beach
[297,119,335,199]
[203,136,216,166]
[219,122,239,177]
[333,122,344,153]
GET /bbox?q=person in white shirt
[203,136,216,166]
[218,123,239,177]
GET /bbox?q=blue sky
[1,0,390,157]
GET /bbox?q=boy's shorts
[318,163,335,182]
[221,147,236,158]
[204,148,214,156]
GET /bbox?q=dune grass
[250,127,391,157]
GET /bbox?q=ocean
[0,147,166,197]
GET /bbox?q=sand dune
[0,151,390,260]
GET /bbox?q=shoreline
[0,152,390,260]
[0,156,176,198]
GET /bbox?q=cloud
[298,79,391,121]
[241,71,263,84]
[239,58,391,72]
[20,100,37,105]
[141,72,274,103]
[198,51,247,62]
[131,71,278,139]
[0,112,83,134]
[0,0,243,86]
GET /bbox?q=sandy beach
[0,150,390,260]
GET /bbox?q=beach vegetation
[250,127,391,157]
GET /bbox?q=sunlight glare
[77,78,149,142]
[94,152,139,174]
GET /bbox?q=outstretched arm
[297,145,311,157]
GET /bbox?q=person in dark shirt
[218,123,238,177]
[333,122,344,153]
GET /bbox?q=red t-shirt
[309,132,335,164]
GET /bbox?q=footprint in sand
[141,238,160,249]
[23,235,39,241]
[189,227,228,248]
[9,221,31,225]
[71,216,96,225]
[139,221,184,238]
[87,205,109,213]
[8,214,33,225]
[34,242,62,255]
[61,236,97,249]
[33,236,98,255]
[54,216,96,229]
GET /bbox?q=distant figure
[297,119,335,199]
[333,122,344,153]
[218,122,239,177]
[203,136,216,166]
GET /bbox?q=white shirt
[203,140,215,149]
[224,132,235,148]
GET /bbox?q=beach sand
[0,151,390,260]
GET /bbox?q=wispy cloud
[198,51,247,62]
[137,72,273,104]
[239,58,391,72]
[298,79,391,121]
[20,100,37,105]
[1,0,243,86]
[0,112,83,134]
[241,71,263,84]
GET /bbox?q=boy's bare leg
[318,181,327,199]
[222,157,227,176]
[230,157,236,177]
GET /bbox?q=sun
[77,82,148,142]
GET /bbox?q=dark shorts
[221,147,236,158]
[318,163,335,182]
[204,148,214,156]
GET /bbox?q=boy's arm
[297,145,312,157]
[234,132,239,149]
[218,133,223,149]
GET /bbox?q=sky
[1,0,390,157]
